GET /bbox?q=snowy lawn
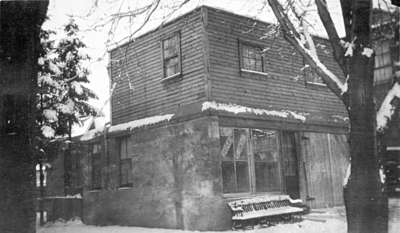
[37,207,346,233]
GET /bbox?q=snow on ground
[38,208,346,233]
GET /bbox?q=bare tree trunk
[0,1,48,233]
[344,1,388,233]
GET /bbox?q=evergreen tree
[37,19,98,140]
[36,19,98,197]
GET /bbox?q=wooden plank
[300,132,334,208]
[328,134,350,206]
[109,9,207,124]
[205,7,347,126]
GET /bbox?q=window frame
[374,40,393,85]
[161,32,182,81]
[90,143,102,190]
[219,127,283,196]
[239,41,267,75]
[118,137,133,188]
[302,59,327,87]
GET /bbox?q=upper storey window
[305,67,325,86]
[374,40,392,84]
[241,43,264,73]
[162,33,181,79]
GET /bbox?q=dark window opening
[162,33,181,79]
[91,143,102,190]
[119,137,132,187]
[252,129,281,192]
[241,44,264,72]
[374,40,392,84]
[220,128,250,193]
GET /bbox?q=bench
[227,195,305,229]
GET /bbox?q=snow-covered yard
[37,208,346,233]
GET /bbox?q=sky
[42,0,390,133]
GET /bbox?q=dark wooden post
[0,1,48,233]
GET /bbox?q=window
[35,164,47,188]
[220,128,250,193]
[374,40,392,84]
[162,33,181,79]
[303,59,325,86]
[119,137,132,187]
[91,143,102,189]
[240,43,264,72]
[304,68,325,85]
[252,129,281,192]
[220,127,282,194]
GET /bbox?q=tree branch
[377,82,400,131]
[315,0,348,76]
[268,0,346,101]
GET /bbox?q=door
[281,131,300,199]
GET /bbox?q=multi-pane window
[91,143,102,190]
[119,137,132,187]
[374,40,392,84]
[241,44,264,72]
[35,164,47,187]
[220,127,282,194]
[305,69,325,85]
[162,33,181,79]
[252,129,281,192]
[220,128,250,193]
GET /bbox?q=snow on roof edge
[80,113,174,141]
[109,114,174,133]
[202,101,307,122]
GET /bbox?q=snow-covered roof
[80,114,174,141]
[79,100,348,141]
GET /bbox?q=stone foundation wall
[82,116,231,230]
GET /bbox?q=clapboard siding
[109,8,206,125]
[205,7,347,121]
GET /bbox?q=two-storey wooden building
[79,6,350,230]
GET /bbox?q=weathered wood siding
[205,7,347,122]
[299,132,349,208]
[109,8,206,125]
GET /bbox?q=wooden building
[78,6,351,230]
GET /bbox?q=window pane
[120,159,132,186]
[252,129,281,192]
[234,129,248,160]
[162,34,180,78]
[252,130,278,161]
[220,127,234,160]
[374,41,392,84]
[164,57,179,77]
[119,137,131,159]
[255,162,281,192]
[91,143,102,189]
[305,68,324,84]
[236,161,250,192]
[242,44,263,72]
[222,161,235,193]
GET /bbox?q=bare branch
[268,0,346,101]
[315,0,348,76]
